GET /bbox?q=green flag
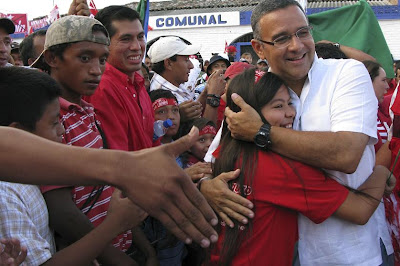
[308,0,393,77]
[136,0,147,22]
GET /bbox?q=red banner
[0,13,28,35]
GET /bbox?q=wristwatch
[333,42,340,49]
[254,123,272,150]
[206,94,221,107]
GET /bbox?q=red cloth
[84,63,154,151]
[387,89,400,264]
[387,78,397,96]
[41,97,132,252]
[209,151,348,266]
[216,98,226,130]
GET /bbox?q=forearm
[43,217,136,266]
[97,245,136,266]
[270,128,368,173]
[334,165,387,225]
[202,106,218,126]
[0,127,122,186]
[376,142,392,168]
[340,45,376,62]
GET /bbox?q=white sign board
[149,11,240,30]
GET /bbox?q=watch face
[207,97,220,107]
[254,131,267,148]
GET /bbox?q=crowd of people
[1,0,400,265]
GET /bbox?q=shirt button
[133,94,136,98]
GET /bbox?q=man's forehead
[112,19,143,34]
[259,5,307,35]
[0,28,10,39]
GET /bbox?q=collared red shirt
[41,97,132,252]
[150,72,194,104]
[84,63,154,151]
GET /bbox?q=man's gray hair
[251,0,305,40]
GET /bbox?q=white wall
[379,20,400,60]
[147,24,252,61]
[147,19,400,62]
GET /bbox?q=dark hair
[0,67,61,131]
[149,89,178,103]
[152,55,178,75]
[95,6,142,38]
[251,0,305,40]
[20,29,47,66]
[212,69,286,265]
[315,43,348,59]
[363,60,382,82]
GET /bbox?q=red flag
[224,40,228,53]
[89,0,98,16]
[49,5,60,23]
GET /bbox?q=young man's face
[49,32,109,103]
[169,55,194,86]
[251,5,315,89]
[209,60,228,75]
[32,98,64,143]
[0,28,11,67]
[108,19,145,76]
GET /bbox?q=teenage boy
[0,66,147,265]
[32,15,147,265]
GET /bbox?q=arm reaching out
[0,126,218,248]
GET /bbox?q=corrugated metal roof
[126,0,393,13]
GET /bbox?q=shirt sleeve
[330,60,378,143]
[255,152,349,224]
[0,184,53,265]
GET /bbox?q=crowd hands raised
[1,0,400,265]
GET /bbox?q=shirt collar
[105,63,145,88]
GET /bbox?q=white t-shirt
[205,54,392,265]
[150,72,194,104]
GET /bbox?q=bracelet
[197,176,211,191]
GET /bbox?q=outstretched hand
[200,169,254,228]
[0,238,27,266]
[119,127,218,248]
[225,93,263,142]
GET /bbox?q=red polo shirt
[84,63,154,151]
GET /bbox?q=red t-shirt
[209,151,348,266]
[84,63,155,151]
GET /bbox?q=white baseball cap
[148,36,201,63]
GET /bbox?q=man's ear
[164,58,173,71]
[43,50,58,68]
[251,39,266,60]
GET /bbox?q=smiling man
[84,6,154,152]
[201,0,394,265]
[0,18,14,67]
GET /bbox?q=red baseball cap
[224,62,255,80]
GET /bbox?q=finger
[181,179,218,241]
[224,106,235,119]
[163,126,198,158]
[231,93,252,111]
[9,239,21,259]
[15,246,27,265]
[218,212,234,228]
[167,186,217,247]
[220,204,252,223]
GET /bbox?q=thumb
[218,169,240,182]
[231,93,250,111]
[164,126,198,157]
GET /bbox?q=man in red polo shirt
[84,6,154,152]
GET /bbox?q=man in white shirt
[202,0,394,265]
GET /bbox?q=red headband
[152,98,178,111]
[199,125,217,136]
[255,70,266,83]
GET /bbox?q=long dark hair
[212,68,286,265]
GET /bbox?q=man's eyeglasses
[257,26,313,49]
